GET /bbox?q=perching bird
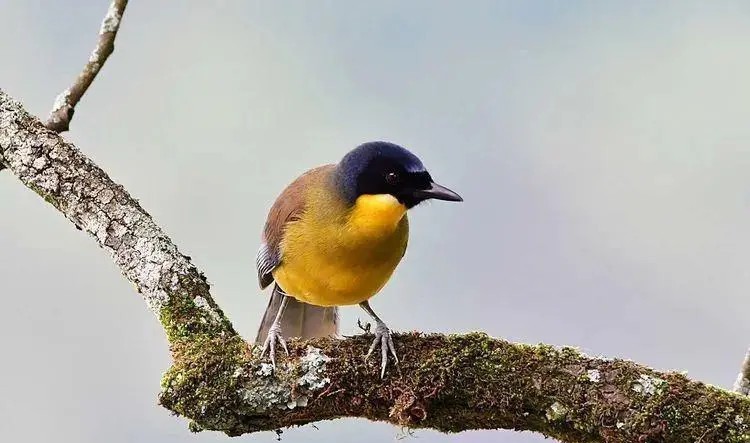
[254,141,462,376]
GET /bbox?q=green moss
[158,275,236,344]
[158,325,248,430]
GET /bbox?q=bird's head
[335,141,462,209]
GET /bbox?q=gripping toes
[366,322,398,378]
[260,323,288,368]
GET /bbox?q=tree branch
[2,89,750,443]
[45,0,128,133]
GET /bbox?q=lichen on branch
[2,88,750,443]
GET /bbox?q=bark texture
[2,89,750,442]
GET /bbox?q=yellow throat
[347,194,407,237]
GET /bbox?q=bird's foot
[365,322,398,378]
[260,323,288,369]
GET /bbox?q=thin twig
[45,0,129,133]
[734,348,750,395]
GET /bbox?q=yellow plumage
[273,190,409,307]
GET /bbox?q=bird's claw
[260,323,288,368]
[357,318,372,334]
[365,322,398,378]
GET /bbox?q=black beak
[412,182,463,202]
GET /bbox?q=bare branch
[45,0,128,133]
[1,88,228,334]
[2,89,750,443]
[735,348,750,396]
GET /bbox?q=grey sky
[2,1,750,442]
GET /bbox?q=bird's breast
[273,194,409,306]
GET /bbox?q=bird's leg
[359,300,398,378]
[260,293,290,368]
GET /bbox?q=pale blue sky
[2,1,750,442]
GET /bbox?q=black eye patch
[404,171,432,190]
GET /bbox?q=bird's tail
[254,284,339,344]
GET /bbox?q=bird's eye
[385,172,399,185]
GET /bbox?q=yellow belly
[272,254,403,306]
[272,194,409,307]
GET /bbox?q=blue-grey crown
[342,141,424,172]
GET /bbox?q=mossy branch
[2,89,750,442]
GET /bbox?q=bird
[254,141,462,377]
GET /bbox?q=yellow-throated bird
[255,141,462,376]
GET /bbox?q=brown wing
[256,164,335,289]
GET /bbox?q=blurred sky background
[2,1,750,442]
